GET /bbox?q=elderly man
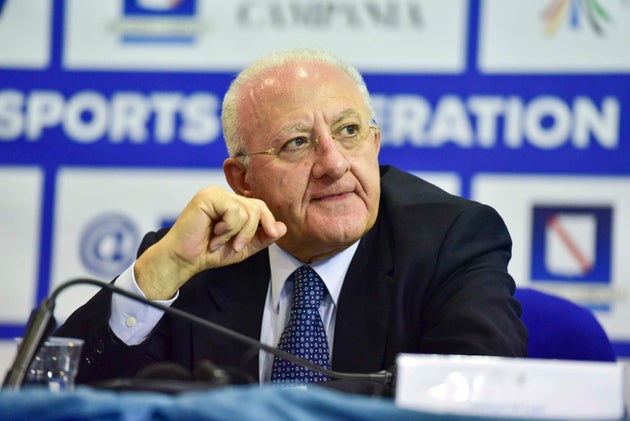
[57,48,527,387]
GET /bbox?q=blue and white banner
[1,0,629,357]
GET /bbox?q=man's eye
[336,124,360,139]
[282,136,311,151]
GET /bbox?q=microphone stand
[2,297,56,390]
[3,278,394,391]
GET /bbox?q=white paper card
[395,354,625,420]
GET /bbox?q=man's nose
[311,133,349,179]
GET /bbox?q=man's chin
[278,227,365,262]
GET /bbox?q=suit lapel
[332,217,395,374]
[187,251,270,381]
[180,215,395,379]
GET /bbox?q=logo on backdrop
[116,0,201,44]
[541,0,611,36]
[530,205,612,283]
[80,213,140,278]
[235,1,424,30]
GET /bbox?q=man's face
[234,61,381,262]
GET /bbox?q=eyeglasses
[234,121,379,163]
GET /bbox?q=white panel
[0,167,43,322]
[51,167,230,321]
[0,0,52,68]
[471,174,630,341]
[64,0,467,73]
[479,0,630,73]
[410,171,461,196]
[0,340,17,382]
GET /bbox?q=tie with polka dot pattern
[270,265,331,383]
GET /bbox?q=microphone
[2,278,394,391]
[96,359,235,394]
[2,297,56,390]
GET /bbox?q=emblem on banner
[530,205,612,283]
[118,0,200,44]
[79,213,140,278]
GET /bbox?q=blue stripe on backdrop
[0,325,25,339]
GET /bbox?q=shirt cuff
[109,261,179,345]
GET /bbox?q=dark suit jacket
[56,165,528,384]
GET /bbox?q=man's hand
[134,186,287,300]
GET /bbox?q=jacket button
[94,339,105,354]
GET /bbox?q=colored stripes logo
[541,0,612,36]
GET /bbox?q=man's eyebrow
[269,124,310,146]
[281,123,311,134]
[331,109,362,126]
[278,109,362,134]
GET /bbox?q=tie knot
[291,266,325,309]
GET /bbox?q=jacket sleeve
[54,230,170,384]
[53,285,157,383]
[414,202,529,357]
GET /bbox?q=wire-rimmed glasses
[235,119,379,163]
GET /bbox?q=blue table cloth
[1,383,626,421]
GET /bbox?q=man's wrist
[110,261,178,345]
[134,243,191,300]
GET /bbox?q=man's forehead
[237,60,366,138]
[248,60,348,92]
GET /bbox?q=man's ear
[223,157,253,197]
[373,126,381,153]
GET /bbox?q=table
[0,384,424,421]
[2,383,628,421]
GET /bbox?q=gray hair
[221,48,375,159]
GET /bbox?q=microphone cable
[49,278,395,386]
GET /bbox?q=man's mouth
[311,191,353,202]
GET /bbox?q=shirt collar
[268,241,360,311]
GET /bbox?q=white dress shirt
[109,241,359,383]
[259,242,358,382]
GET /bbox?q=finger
[208,202,248,251]
[231,202,270,253]
[212,220,232,236]
[209,197,268,252]
[251,221,287,251]
[215,198,283,254]
[255,200,282,239]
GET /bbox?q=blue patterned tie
[270,265,331,383]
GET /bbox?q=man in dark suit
[56,48,527,387]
